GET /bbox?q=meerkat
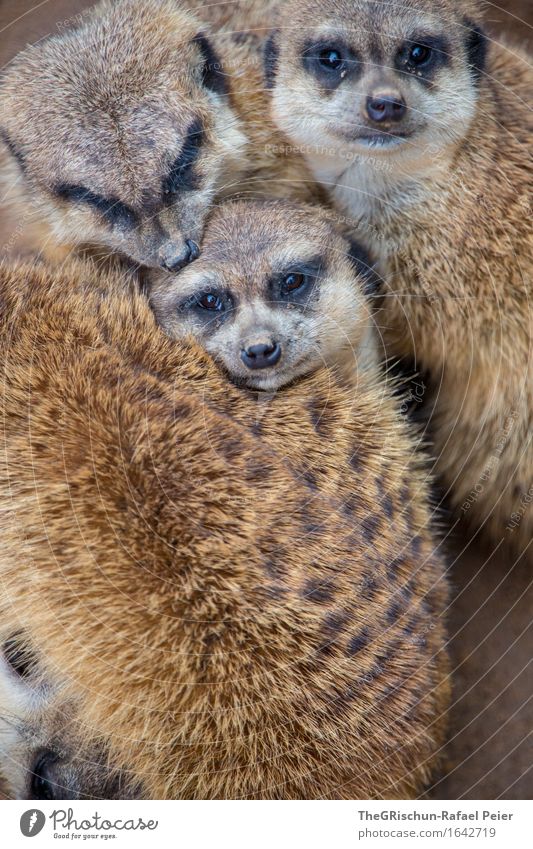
[0,0,248,270]
[0,632,138,800]
[0,0,319,271]
[0,254,449,799]
[149,199,381,392]
[266,0,533,555]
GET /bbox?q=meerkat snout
[365,92,407,125]
[149,199,380,391]
[160,239,201,273]
[241,339,282,371]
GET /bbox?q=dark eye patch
[178,286,234,326]
[162,118,204,198]
[464,19,487,82]
[347,239,381,297]
[193,33,228,95]
[3,633,37,680]
[302,39,360,89]
[396,33,451,82]
[264,31,280,89]
[54,184,137,229]
[270,255,324,305]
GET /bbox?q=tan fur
[270,0,533,554]
[150,199,380,392]
[0,255,449,799]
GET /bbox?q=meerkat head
[149,200,378,392]
[0,0,246,271]
[0,632,139,800]
[266,0,487,168]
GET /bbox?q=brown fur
[269,0,533,555]
[0,255,449,799]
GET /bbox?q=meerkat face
[0,633,137,800]
[149,200,377,391]
[0,0,247,270]
[267,0,486,167]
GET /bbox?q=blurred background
[0,0,532,800]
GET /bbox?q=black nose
[241,342,282,370]
[366,94,406,123]
[161,239,200,272]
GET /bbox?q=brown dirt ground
[0,0,531,801]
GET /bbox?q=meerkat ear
[347,239,381,297]
[264,30,280,89]
[464,19,487,81]
[193,33,229,96]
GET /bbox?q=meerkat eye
[276,271,313,303]
[409,44,432,65]
[303,41,356,84]
[180,288,232,319]
[397,36,449,75]
[318,48,344,72]
[281,273,307,295]
[273,258,322,304]
[197,292,225,311]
